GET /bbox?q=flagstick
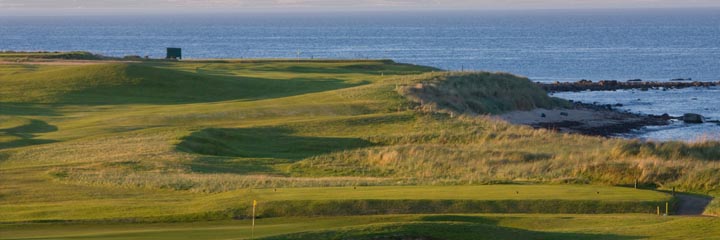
[251,200,256,239]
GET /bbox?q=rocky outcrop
[538,80,719,92]
[683,113,705,124]
[501,102,670,137]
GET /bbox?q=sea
[1,9,719,141]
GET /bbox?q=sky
[2,0,720,11]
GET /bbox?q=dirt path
[675,194,713,215]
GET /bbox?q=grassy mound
[0,185,670,223]
[0,63,365,104]
[0,51,105,60]
[5,214,717,240]
[262,214,720,240]
[250,185,672,218]
[399,72,569,114]
[177,127,375,167]
[259,199,665,217]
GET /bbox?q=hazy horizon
[1,0,720,16]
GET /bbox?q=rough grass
[0,58,717,226]
[398,72,570,114]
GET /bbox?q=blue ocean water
[1,9,719,141]
[554,87,720,141]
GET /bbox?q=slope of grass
[0,51,105,60]
[2,214,718,240]
[264,214,720,240]
[0,63,372,104]
[0,180,670,223]
[0,57,717,230]
[399,72,570,114]
[251,185,671,217]
[177,127,375,160]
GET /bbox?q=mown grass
[0,57,718,230]
[0,181,670,223]
[252,185,671,217]
[0,51,105,60]
[0,63,372,104]
[2,214,718,240]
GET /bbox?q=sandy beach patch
[500,106,668,136]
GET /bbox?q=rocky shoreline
[500,102,670,137]
[538,79,719,92]
[521,79,720,138]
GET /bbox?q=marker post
[252,200,257,239]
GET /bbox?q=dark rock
[560,112,569,116]
[529,103,669,137]
[683,113,705,124]
[599,80,618,86]
[541,113,546,118]
[537,79,716,92]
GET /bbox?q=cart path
[675,194,713,216]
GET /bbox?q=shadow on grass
[0,138,57,150]
[3,119,58,135]
[0,103,60,116]
[177,127,374,174]
[264,215,642,240]
[0,119,58,150]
